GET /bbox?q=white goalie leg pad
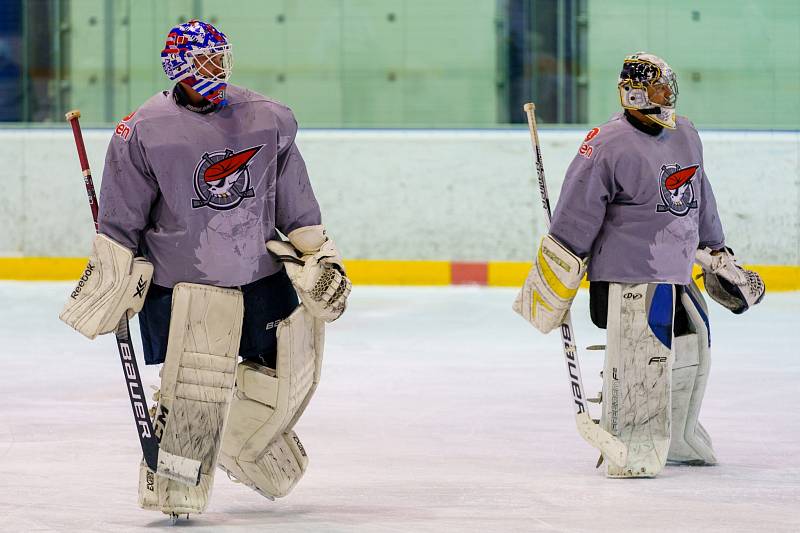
[668,282,716,465]
[138,283,243,515]
[513,234,587,334]
[218,305,325,499]
[601,283,675,478]
[59,234,153,339]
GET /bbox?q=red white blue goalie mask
[161,20,233,106]
[618,52,679,129]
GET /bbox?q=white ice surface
[0,282,798,532]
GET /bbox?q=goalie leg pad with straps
[138,283,243,515]
[668,281,716,465]
[59,233,153,339]
[601,283,674,478]
[218,305,324,499]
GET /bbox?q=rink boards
[1,128,797,289]
[0,256,798,291]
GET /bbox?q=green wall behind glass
[67,0,500,126]
[64,0,799,128]
[586,0,800,129]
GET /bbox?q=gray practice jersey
[98,85,321,288]
[550,113,725,285]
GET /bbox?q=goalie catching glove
[513,234,587,334]
[60,234,153,339]
[266,225,351,322]
[695,246,764,314]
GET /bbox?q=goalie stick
[522,103,627,467]
[65,110,200,486]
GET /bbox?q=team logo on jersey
[191,145,263,210]
[656,163,699,216]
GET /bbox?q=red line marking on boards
[451,262,488,285]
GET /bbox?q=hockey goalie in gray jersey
[59,20,351,520]
[514,52,765,477]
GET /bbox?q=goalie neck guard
[618,52,678,129]
[161,20,232,106]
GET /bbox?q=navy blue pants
[138,268,299,369]
[590,281,692,336]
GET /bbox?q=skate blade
[169,513,190,525]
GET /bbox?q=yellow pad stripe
[531,290,553,318]
[537,245,578,300]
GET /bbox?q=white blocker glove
[59,234,153,339]
[695,246,764,314]
[266,225,351,322]
[513,234,587,334]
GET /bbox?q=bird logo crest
[191,145,263,210]
[656,163,699,216]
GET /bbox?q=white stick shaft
[523,103,587,414]
[523,103,554,227]
[522,102,627,467]
[524,103,628,467]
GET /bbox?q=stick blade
[576,412,628,468]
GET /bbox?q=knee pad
[218,305,324,499]
[138,283,243,515]
[669,282,716,465]
[601,283,674,478]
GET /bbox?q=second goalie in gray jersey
[515,52,764,478]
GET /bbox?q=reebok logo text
[70,263,96,298]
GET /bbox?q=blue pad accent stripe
[648,283,674,348]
